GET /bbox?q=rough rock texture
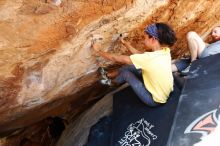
[0,0,220,139]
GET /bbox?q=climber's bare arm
[119,38,143,54]
[92,41,132,64]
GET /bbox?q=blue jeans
[115,65,160,107]
[174,58,191,71]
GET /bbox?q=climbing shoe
[180,63,191,76]
[98,67,108,79]
[100,78,112,86]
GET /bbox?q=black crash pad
[167,53,220,146]
[111,85,181,146]
[86,116,113,146]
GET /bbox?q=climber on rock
[172,26,220,75]
[91,23,177,107]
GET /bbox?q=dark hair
[155,23,177,46]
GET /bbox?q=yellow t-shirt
[130,48,173,103]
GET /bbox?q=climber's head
[211,26,220,41]
[144,23,177,49]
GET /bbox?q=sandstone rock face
[0,0,220,135]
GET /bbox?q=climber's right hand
[119,36,126,45]
[91,39,102,52]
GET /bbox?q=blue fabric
[86,116,112,146]
[145,23,159,39]
[174,58,191,72]
[114,65,160,107]
[199,41,220,58]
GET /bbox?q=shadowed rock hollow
[0,0,220,145]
